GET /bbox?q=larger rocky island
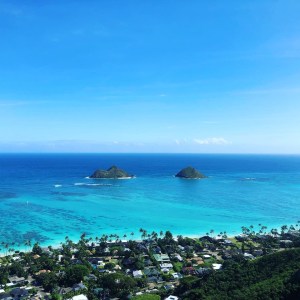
[90,165,134,179]
[175,166,206,179]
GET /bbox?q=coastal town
[0,223,300,300]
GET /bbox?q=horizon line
[0,152,300,156]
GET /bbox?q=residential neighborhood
[0,224,300,300]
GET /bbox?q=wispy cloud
[193,137,231,145]
[174,137,231,146]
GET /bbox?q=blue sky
[1,0,300,153]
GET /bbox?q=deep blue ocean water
[0,153,300,248]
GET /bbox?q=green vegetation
[175,166,206,179]
[1,222,300,299]
[63,265,90,286]
[90,165,133,178]
[176,248,300,299]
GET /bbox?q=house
[0,294,13,300]
[199,235,215,243]
[92,288,104,297]
[41,247,51,254]
[10,287,29,299]
[253,249,264,257]
[153,254,170,263]
[152,246,162,254]
[177,245,185,251]
[87,257,103,264]
[160,263,173,270]
[132,270,143,278]
[172,272,183,280]
[35,269,51,276]
[223,239,233,245]
[68,295,88,300]
[182,267,196,275]
[235,234,249,241]
[286,230,300,237]
[172,253,183,262]
[58,287,73,295]
[196,267,211,276]
[88,257,105,268]
[144,257,153,267]
[165,296,179,300]
[136,243,148,253]
[212,263,222,270]
[122,257,136,267]
[280,240,293,248]
[164,284,175,291]
[8,276,26,286]
[165,245,176,254]
[244,252,254,259]
[84,273,97,281]
[222,251,232,260]
[72,283,87,292]
[143,267,160,278]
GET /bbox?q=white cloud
[193,137,231,145]
[173,137,231,146]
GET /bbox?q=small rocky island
[90,165,134,179]
[175,166,206,179]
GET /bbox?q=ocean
[0,153,300,249]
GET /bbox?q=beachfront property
[0,224,299,299]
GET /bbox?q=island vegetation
[89,166,134,179]
[0,223,300,299]
[175,166,206,179]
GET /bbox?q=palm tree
[24,240,31,253]
[281,225,288,235]
[249,225,255,236]
[151,231,158,241]
[261,226,267,234]
[4,243,9,256]
[115,235,120,242]
[141,230,147,240]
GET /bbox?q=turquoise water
[0,154,300,248]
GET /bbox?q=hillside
[176,248,300,299]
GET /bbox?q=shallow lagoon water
[0,153,300,248]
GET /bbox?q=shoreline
[0,222,297,257]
